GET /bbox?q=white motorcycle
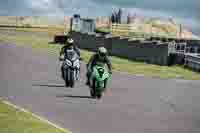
[60,49,80,88]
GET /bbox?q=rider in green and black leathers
[86,47,112,87]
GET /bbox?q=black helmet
[65,38,74,46]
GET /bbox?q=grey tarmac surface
[1,43,200,133]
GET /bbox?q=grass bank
[0,28,200,80]
[0,100,67,133]
[0,26,66,37]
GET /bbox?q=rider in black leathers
[59,38,80,79]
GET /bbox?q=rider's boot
[86,78,90,85]
[86,73,90,86]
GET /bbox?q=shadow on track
[32,84,65,88]
[56,94,92,99]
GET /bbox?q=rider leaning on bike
[59,37,80,79]
[86,46,112,87]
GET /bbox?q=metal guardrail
[184,53,200,71]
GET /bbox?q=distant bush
[22,24,32,28]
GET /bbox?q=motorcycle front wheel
[90,78,97,98]
[69,70,75,88]
[64,69,70,87]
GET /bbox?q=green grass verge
[0,28,200,80]
[0,101,66,133]
[96,27,111,33]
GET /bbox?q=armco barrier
[185,53,200,72]
[70,31,169,65]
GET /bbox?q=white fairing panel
[65,59,72,66]
[74,59,80,68]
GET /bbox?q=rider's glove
[59,55,64,61]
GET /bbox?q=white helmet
[98,47,107,58]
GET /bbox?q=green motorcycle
[89,64,110,99]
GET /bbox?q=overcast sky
[0,0,199,34]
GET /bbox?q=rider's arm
[74,45,80,57]
[87,54,95,69]
[105,56,112,73]
[59,46,65,56]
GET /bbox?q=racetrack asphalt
[1,43,200,133]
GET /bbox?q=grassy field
[0,100,66,133]
[0,26,66,37]
[0,28,200,80]
[96,26,111,33]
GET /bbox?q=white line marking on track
[1,100,72,133]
